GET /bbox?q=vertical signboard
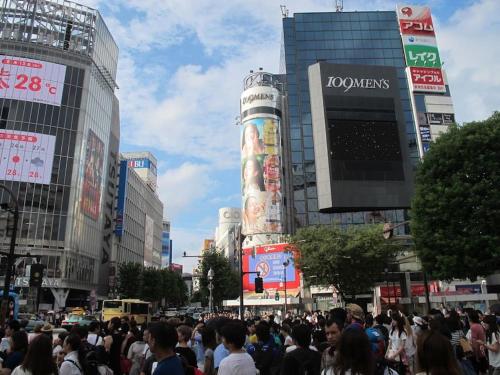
[0,55,66,106]
[240,84,284,236]
[161,231,171,268]
[0,130,56,184]
[114,160,128,236]
[81,130,105,221]
[144,215,154,266]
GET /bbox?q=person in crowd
[321,319,343,372]
[247,320,282,375]
[60,334,85,375]
[1,331,29,375]
[147,322,184,375]
[191,323,205,369]
[404,316,417,375]
[128,328,147,375]
[104,317,124,375]
[53,331,69,360]
[11,334,57,375]
[175,325,197,368]
[467,309,488,373]
[446,310,464,349]
[247,320,258,345]
[280,324,321,375]
[322,326,374,375]
[374,314,390,350]
[140,328,156,375]
[280,324,293,348]
[477,314,500,375]
[201,326,217,375]
[415,330,461,375]
[1,320,21,354]
[212,318,231,372]
[218,321,256,375]
[386,312,407,374]
[345,304,364,328]
[411,316,428,339]
[87,321,104,347]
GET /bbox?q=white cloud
[170,225,214,272]
[437,0,500,122]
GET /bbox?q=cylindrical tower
[240,72,285,246]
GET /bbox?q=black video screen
[328,118,404,181]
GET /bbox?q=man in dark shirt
[280,324,321,375]
[148,322,184,375]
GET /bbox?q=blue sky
[79,0,500,272]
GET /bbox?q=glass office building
[281,11,419,233]
[0,0,119,308]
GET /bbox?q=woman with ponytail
[60,334,84,375]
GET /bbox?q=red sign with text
[409,67,446,93]
[397,5,435,36]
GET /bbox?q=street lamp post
[208,268,214,314]
[283,259,290,317]
[0,184,19,326]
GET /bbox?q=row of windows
[291,47,404,60]
[294,29,400,42]
[292,11,396,23]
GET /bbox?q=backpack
[366,328,386,360]
[85,350,103,375]
[252,341,283,375]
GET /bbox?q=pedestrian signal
[30,264,44,287]
[255,277,264,293]
[275,291,280,301]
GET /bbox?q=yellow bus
[101,299,151,324]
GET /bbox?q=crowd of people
[0,305,498,375]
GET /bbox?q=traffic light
[29,264,44,287]
[255,277,263,293]
[275,291,280,301]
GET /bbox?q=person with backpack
[87,322,104,347]
[11,334,57,375]
[60,334,85,375]
[218,321,256,375]
[477,315,500,374]
[280,324,321,375]
[128,328,148,375]
[247,321,282,375]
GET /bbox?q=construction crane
[336,0,344,12]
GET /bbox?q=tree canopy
[411,112,500,280]
[292,224,399,300]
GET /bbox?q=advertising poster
[404,45,441,68]
[419,125,432,142]
[241,117,283,235]
[242,243,300,291]
[0,55,66,106]
[81,130,105,221]
[0,130,56,184]
[144,215,154,266]
[408,67,446,93]
[397,5,435,36]
[161,232,171,268]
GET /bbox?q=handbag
[459,337,473,356]
[120,355,132,375]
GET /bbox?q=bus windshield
[103,301,122,309]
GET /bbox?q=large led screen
[0,55,66,106]
[0,130,56,184]
[241,117,283,235]
[81,130,105,221]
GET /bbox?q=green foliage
[292,224,398,299]
[198,250,239,307]
[117,263,188,305]
[117,262,143,299]
[412,112,500,280]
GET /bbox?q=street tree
[198,249,239,308]
[161,269,188,307]
[142,267,163,302]
[117,262,143,298]
[411,112,500,280]
[292,224,399,300]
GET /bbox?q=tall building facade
[214,207,240,264]
[113,157,163,271]
[280,8,453,233]
[121,151,157,192]
[0,0,119,308]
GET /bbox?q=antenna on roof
[336,0,344,12]
[280,5,289,18]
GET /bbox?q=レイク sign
[0,55,66,106]
[326,76,390,92]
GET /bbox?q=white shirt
[389,329,407,362]
[12,366,56,375]
[218,352,257,375]
[60,351,82,375]
[87,333,104,346]
[286,345,318,353]
[488,333,500,368]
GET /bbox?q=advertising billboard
[0,130,56,184]
[127,158,157,175]
[397,5,435,36]
[242,243,300,291]
[81,130,105,221]
[0,55,66,106]
[241,117,283,235]
[161,231,171,268]
[404,45,441,68]
[114,160,128,236]
[407,67,446,93]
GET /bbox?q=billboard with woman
[241,117,283,235]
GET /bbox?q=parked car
[61,314,96,330]
[24,319,45,333]
[164,308,177,318]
